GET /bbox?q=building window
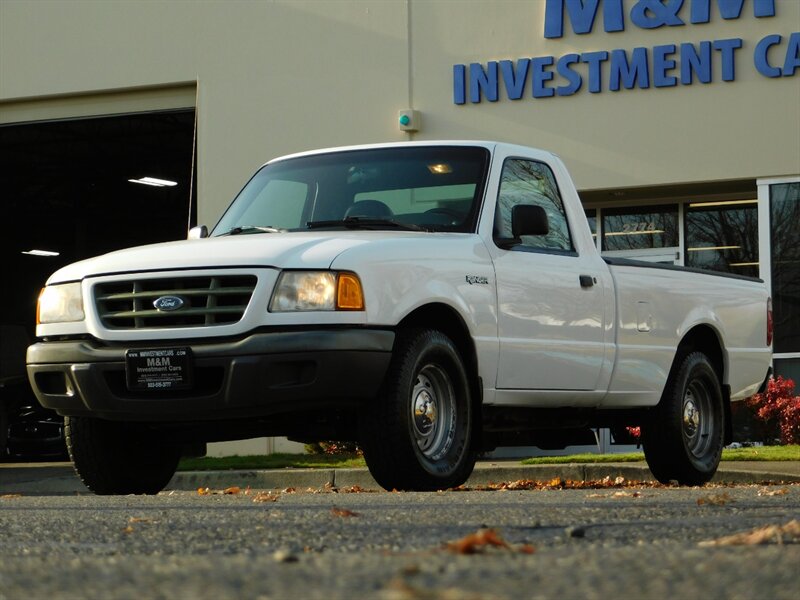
[601,205,678,251]
[685,200,759,278]
[585,208,597,244]
[771,182,800,355]
[494,159,573,252]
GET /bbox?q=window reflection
[771,183,800,354]
[585,209,597,241]
[494,159,573,252]
[685,201,758,278]
[602,205,678,251]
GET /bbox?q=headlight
[37,283,85,324]
[269,271,364,312]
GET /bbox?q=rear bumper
[26,329,394,421]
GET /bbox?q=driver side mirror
[512,205,549,238]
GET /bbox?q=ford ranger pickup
[26,142,773,493]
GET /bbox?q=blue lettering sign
[470,62,499,103]
[785,33,800,76]
[545,0,776,38]
[557,54,584,95]
[500,59,531,99]
[755,32,800,78]
[609,47,650,90]
[755,34,783,77]
[453,64,466,104]
[680,41,713,83]
[630,0,685,30]
[582,50,610,92]
[653,44,679,86]
[690,0,775,24]
[545,0,624,38]
[452,2,789,105]
[713,38,742,81]
[532,56,557,97]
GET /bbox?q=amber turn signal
[336,273,365,310]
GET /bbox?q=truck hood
[46,232,391,283]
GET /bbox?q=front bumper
[26,329,394,421]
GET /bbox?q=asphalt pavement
[2,459,799,495]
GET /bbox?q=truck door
[489,158,607,391]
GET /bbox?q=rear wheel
[66,416,180,495]
[642,352,724,485]
[360,329,476,491]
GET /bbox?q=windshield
[212,146,490,235]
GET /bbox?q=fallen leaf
[614,476,626,485]
[446,528,510,554]
[1,494,23,499]
[252,491,279,503]
[331,507,359,518]
[128,517,156,524]
[697,492,733,506]
[699,520,800,546]
[282,487,296,494]
[612,491,641,498]
[223,486,241,495]
[758,487,790,497]
[122,525,135,534]
[197,487,211,496]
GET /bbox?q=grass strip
[178,452,366,471]
[521,445,800,465]
[178,445,799,471]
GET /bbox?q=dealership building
[1,0,798,454]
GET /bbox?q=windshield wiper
[224,225,285,235]
[306,217,426,232]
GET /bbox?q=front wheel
[359,329,476,491]
[66,416,180,495]
[642,352,724,486]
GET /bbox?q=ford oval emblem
[153,295,185,312]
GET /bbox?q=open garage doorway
[0,108,196,458]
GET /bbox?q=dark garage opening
[0,108,196,458]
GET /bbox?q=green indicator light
[399,114,411,126]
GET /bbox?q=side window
[494,159,573,252]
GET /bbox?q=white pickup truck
[27,142,772,494]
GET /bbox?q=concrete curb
[167,461,800,492]
[3,461,798,495]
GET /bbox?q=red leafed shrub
[304,441,362,455]
[746,377,800,445]
[625,426,641,440]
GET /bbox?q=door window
[494,159,573,252]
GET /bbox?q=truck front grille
[94,275,257,329]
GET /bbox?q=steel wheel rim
[682,378,714,459]
[411,364,456,461]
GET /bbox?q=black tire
[642,352,724,486]
[359,329,477,491]
[65,416,180,495]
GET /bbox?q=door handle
[579,275,596,288]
